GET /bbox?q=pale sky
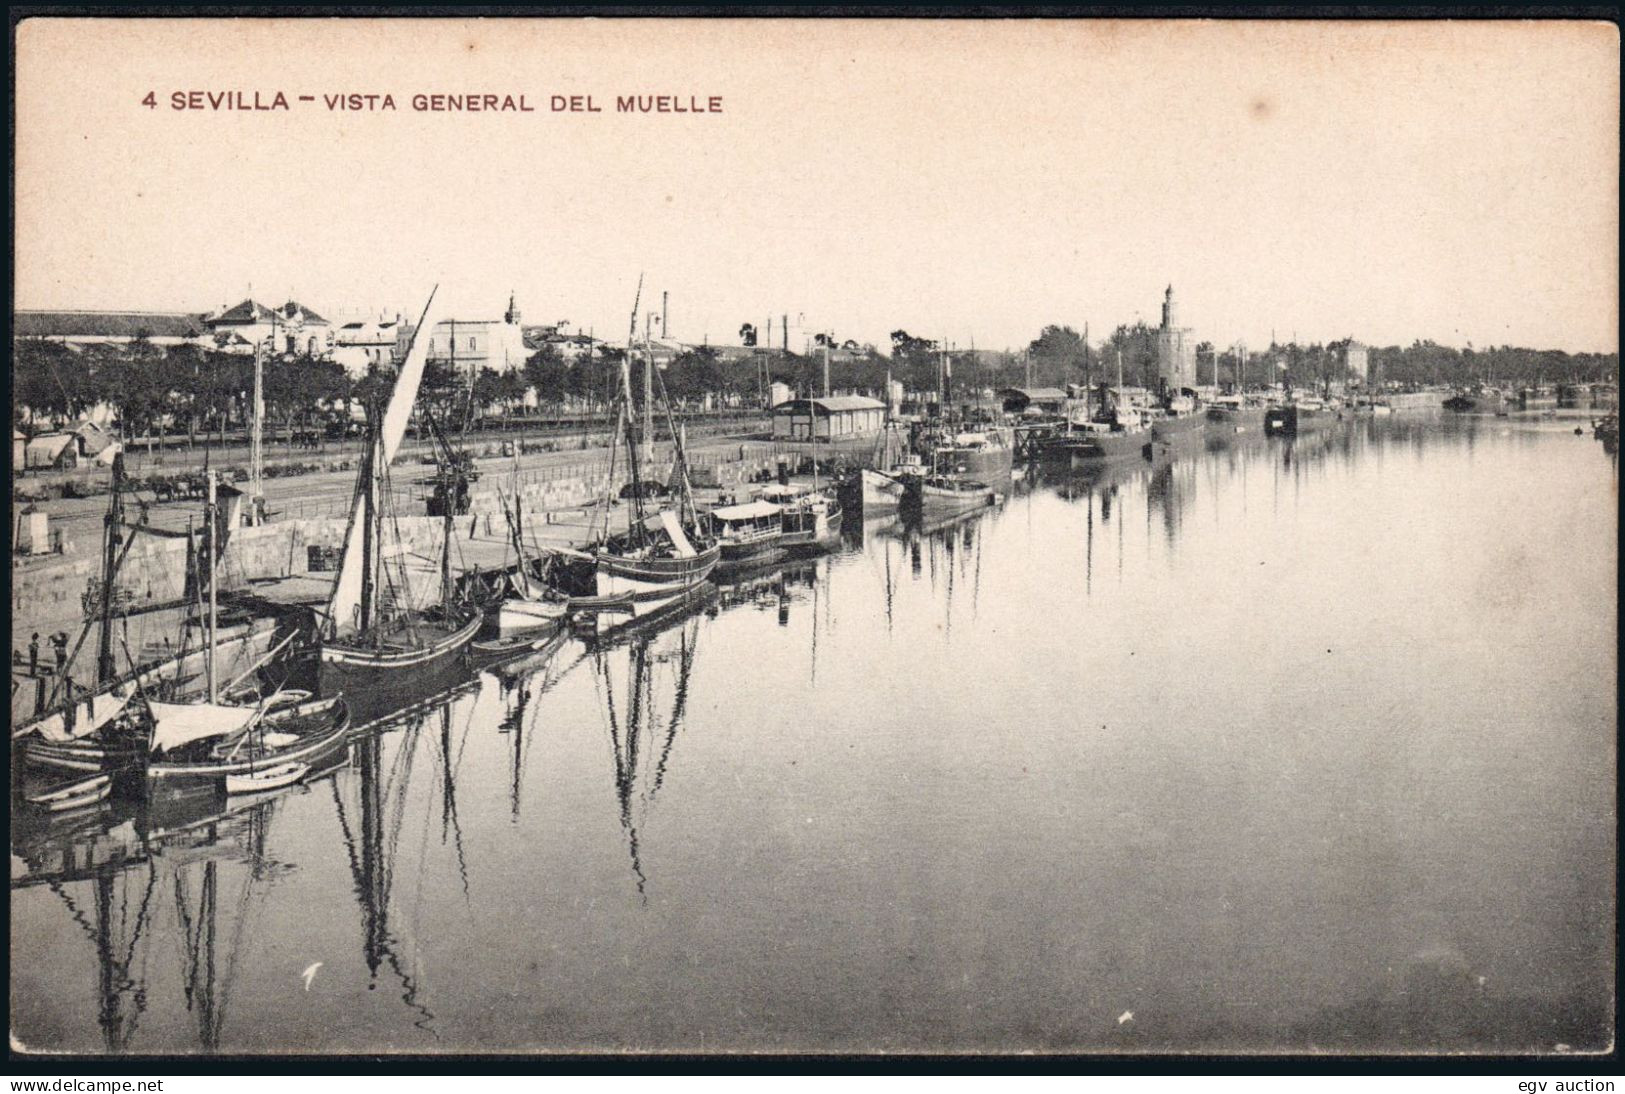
[14,18,1620,354]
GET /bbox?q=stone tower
[1157,284,1197,393]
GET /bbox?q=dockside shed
[771,395,886,441]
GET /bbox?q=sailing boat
[556,278,720,617]
[492,448,571,633]
[318,288,483,689]
[16,463,285,775]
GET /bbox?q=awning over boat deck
[149,700,258,753]
[709,501,782,522]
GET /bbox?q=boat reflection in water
[11,414,1615,1054]
[581,585,716,896]
[11,742,347,1053]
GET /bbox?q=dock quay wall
[11,438,884,642]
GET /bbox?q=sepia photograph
[7,14,1618,1058]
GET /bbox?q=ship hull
[318,610,482,718]
[781,504,844,555]
[595,543,722,604]
[1207,406,1267,431]
[1151,413,1205,440]
[719,535,786,564]
[1264,406,1335,435]
[860,469,906,511]
[1062,429,1154,462]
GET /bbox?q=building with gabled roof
[13,309,211,347]
[771,395,886,441]
[201,299,333,356]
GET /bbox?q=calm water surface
[11,416,1616,1054]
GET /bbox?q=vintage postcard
[8,16,1618,1057]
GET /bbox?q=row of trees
[14,337,353,444]
[16,329,1618,438]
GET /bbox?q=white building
[201,299,334,357]
[333,315,404,377]
[402,293,529,373]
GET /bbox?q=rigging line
[381,717,427,909]
[47,880,101,948]
[650,621,699,798]
[329,777,366,896]
[436,706,473,901]
[171,870,202,1013]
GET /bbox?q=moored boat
[761,483,845,555]
[1150,393,1206,440]
[225,761,309,795]
[1264,398,1335,435]
[145,694,351,783]
[1206,395,1267,431]
[25,772,114,812]
[709,499,787,564]
[909,473,996,511]
[859,467,907,512]
[317,289,482,692]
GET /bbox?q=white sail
[148,700,257,753]
[33,689,131,743]
[327,287,443,634]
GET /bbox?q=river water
[10,415,1616,1055]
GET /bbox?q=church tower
[504,291,521,326]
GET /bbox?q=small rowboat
[26,773,113,813]
[471,628,562,661]
[497,595,569,632]
[567,591,637,615]
[226,761,310,795]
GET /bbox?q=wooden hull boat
[20,735,144,774]
[860,469,906,511]
[496,595,569,632]
[318,609,482,692]
[594,542,722,604]
[147,697,351,781]
[910,475,996,511]
[781,502,843,554]
[226,761,310,794]
[25,772,114,812]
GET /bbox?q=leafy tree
[94,338,173,443]
[14,338,94,426]
[523,345,568,412]
[889,330,941,391]
[1026,325,1088,387]
[1101,321,1160,389]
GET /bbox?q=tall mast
[621,276,647,538]
[95,453,125,686]
[822,334,831,397]
[250,336,264,524]
[643,313,655,466]
[205,469,218,703]
[1082,322,1092,415]
[359,411,377,634]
